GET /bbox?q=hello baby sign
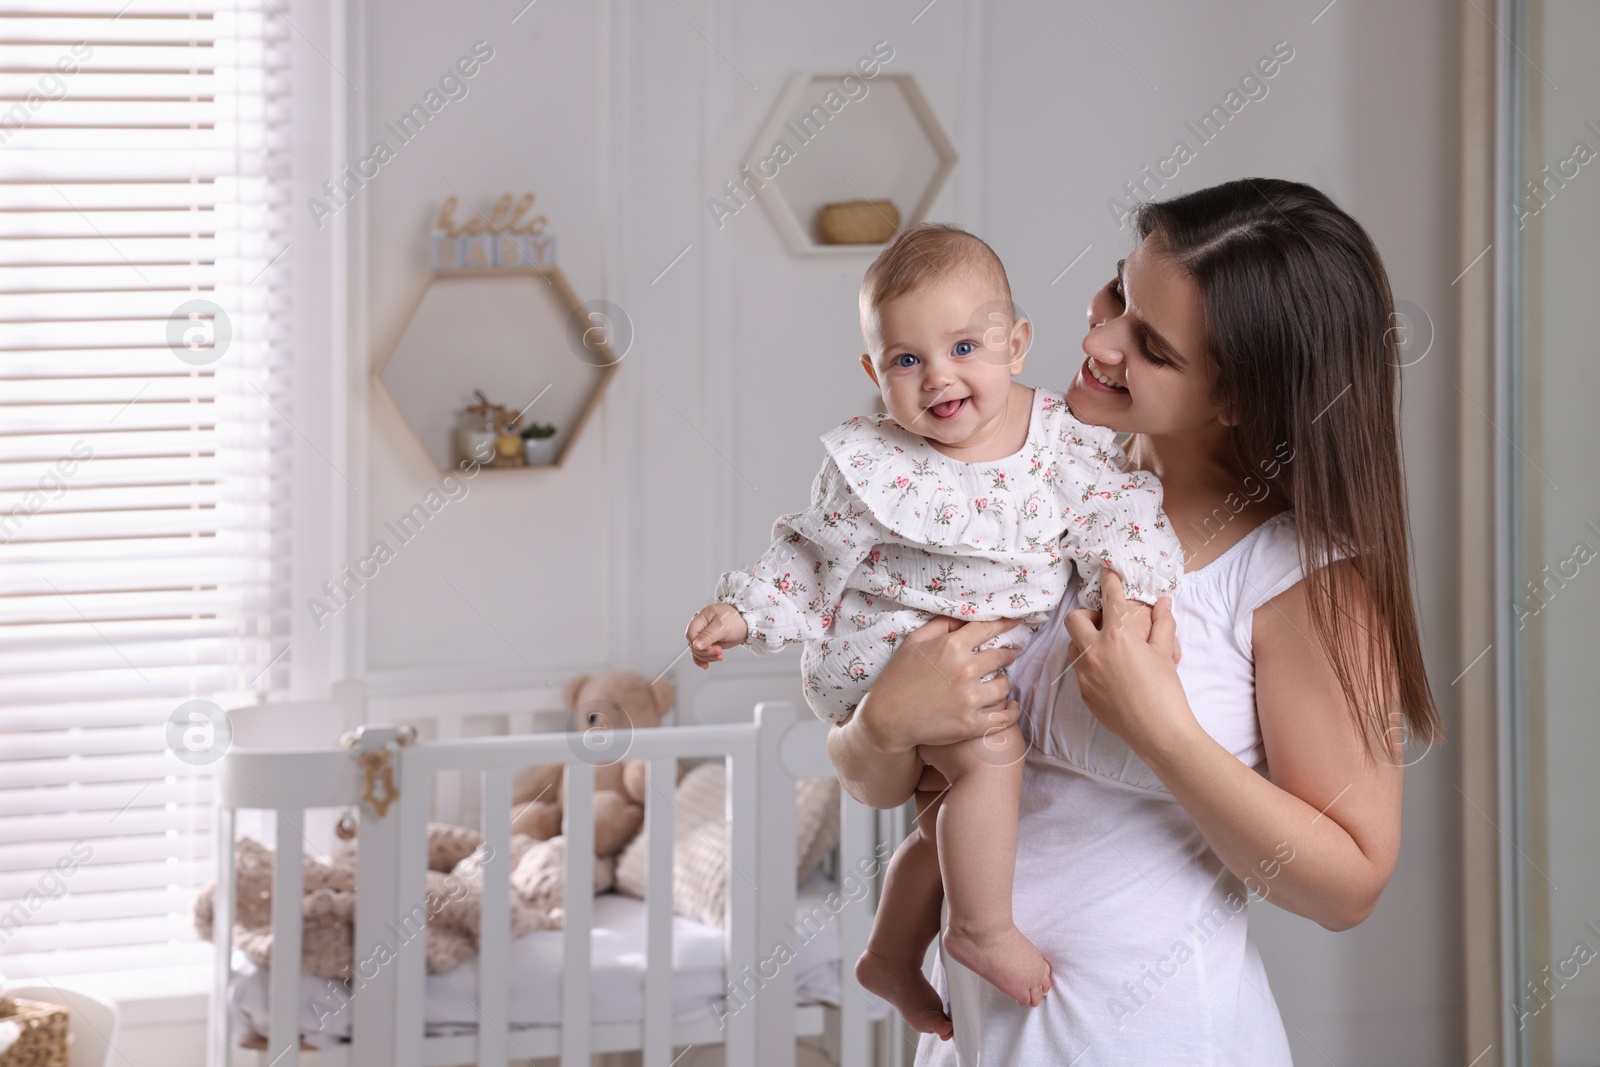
[430,192,557,271]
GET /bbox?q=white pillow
[614,763,840,928]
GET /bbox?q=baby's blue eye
[894,353,919,368]
[953,341,975,357]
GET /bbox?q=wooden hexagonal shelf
[741,72,958,256]
[373,267,622,473]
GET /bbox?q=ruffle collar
[820,389,1073,550]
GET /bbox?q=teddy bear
[195,823,617,979]
[510,670,675,857]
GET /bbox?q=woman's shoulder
[1182,510,1308,649]
[1188,508,1296,581]
[1236,508,1301,581]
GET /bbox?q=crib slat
[477,769,512,1067]
[268,806,304,1066]
[837,794,877,1067]
[641,757,674,1067]
[723,737,758,1066]
[884,804,917,1067]
[207,805,235,1067]
[754,703,799,1067]
[561,761,594,1067]
[392,753,431,1067]
[350,729,407,1067]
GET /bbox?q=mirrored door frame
[1456,0,1504,1056]
[1460,1,1560,1064]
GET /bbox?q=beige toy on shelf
[493,407,525,467]
[510,670,676,856]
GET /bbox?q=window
[0,0,293,977]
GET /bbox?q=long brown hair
[1133,178,1440,750]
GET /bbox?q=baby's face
[860,270,1028,452]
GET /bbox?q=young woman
[826,178,1440,1063]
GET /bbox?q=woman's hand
[1064,570,1197,759]
[854,616,1023,755]
[827,615,1021,810]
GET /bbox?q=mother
[828,178,1440,1063]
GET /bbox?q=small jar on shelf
[455,391,501,467]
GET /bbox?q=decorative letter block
[461,234,495,270]
[430,234,466,271]
[495,233,557,268]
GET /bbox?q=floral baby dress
[715,388,1182,724]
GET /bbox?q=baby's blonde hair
[859,223,1015,336]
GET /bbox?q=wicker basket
[816,199,900,245]
[0,998,69,1067]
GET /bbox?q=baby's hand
[685,603,748,669]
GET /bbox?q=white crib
[208,688,908,1067]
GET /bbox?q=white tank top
[918,511,1306,1066]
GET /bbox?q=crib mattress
[230,874,864,1046]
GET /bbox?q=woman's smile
[1079,356,1128,393]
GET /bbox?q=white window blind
[0,0,292,977]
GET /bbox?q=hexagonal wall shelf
[741,72,958,256]
[373,267,620,473]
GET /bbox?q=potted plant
[521,421,558,466]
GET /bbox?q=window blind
[0,0,292,977]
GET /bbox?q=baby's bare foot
[856,948,953,1041]
[943,924,1052,1008]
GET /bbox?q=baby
[684,224,1182,1034]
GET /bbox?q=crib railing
[210,701,883,1067]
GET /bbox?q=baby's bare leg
[919,725,1051,1007]
[855,788,951,1040]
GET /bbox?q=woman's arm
[827,616,1022,809]
[1066,568,1402,931]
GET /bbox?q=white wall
[356,0,623,694]
[346,0,1464,1062]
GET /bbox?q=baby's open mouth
[929,397,968,419]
